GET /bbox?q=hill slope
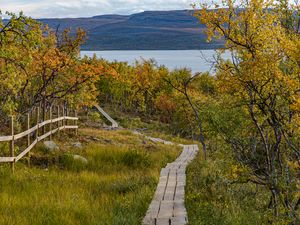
[39,10,223,50]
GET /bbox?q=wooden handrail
[0,116,78,164]
[0,116,78,142]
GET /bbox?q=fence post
[27,113,31,166]
[57,105,60,132]
[36,107,40,141]
[10,116,15,173]
[66,106,68,127]
[49,105,52,141]
[75,110,78,135]
[62,105,65,133]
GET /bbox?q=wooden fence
[0,105,78,172]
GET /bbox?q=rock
[72,142,83,149]
[73,155,88,164]
[43,141,59,151]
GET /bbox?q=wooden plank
[157,201,174,219]
[51,128,59,134]
[38,130,52,141]
[64,125,78,129]
[64,116,78,120]
[15,139,38,162]
[52,117,64,123]
[0,157,15,162]
[170,217,187,225]
[173,200,186,217]
[14,125,38,140]
[143,144,199,225]
[156,218,170,225]
[0,135,13,142]
[39,119,52,128]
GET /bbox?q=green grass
[185,150,271,225]
[0,128,181,225]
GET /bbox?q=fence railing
[0,106,78,172]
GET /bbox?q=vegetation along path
[143,144,199,225]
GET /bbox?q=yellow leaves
[197,0,300,108]
[230,165,240,179]
[0,11,108,114]
[290,97,300,113]
[287,160,300,170]
[228,164,250,180]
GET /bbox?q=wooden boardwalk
[94,104,119,128]
[143,144,199,225]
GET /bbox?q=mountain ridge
[37,10,223,50]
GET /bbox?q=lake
[81,50,231,74]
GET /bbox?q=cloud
[0,0,201,18]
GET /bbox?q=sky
[0,0,200,18]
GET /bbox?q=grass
[97,106,194,145]
[185,149,271,225]
[0,128,181,225]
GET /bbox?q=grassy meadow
[0,128,181,225]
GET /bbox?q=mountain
[39,10,223,50]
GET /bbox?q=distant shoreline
[81,49,231,73]
[80,47,223,51]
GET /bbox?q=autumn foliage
[0,11,109,127]
[96,0,300,223]
[1,1,299,223]
[193,0,300,222]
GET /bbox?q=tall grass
[185,150,270,225]
[0,128,180,225]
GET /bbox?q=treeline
[96,60,212,138]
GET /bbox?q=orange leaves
[155,94,176,114]
[0,11,109,115]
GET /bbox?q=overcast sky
[0,0,203,18]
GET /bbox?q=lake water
[81,50,231,74]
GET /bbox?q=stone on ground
[43,141,59,151]
[73,155,88,164]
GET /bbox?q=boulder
[43,141,59,151]
[73,155,88,164]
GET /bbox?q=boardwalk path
[143,144,199,225]
[94,107,198,224]
[94,104,119,128]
